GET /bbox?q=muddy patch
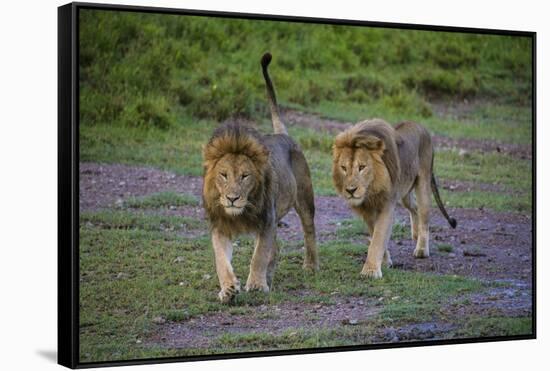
[381,322,456,343]
[385,208,532,282]
[444,280,532,318]
[148,297,381,349]
[80,163,203,211]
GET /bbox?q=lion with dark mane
[333,119,456,279]
[203,53,319,303]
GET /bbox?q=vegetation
[80,212,521,362]
[80,9,532,129]
[78,9,533,363]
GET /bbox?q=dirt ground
[79,109,532,350]
[80,163,533,348]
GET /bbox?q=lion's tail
[261,52,287,135]
[431,157,457,229]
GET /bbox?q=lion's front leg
[361,205,395,279]
[246,226,277,292]
[212,230,240,303]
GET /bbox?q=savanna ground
[78,9,533,363]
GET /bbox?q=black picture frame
[58,2,537,369]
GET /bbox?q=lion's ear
[356,135,385,152]
[202,142,221,164]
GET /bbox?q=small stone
[448,253,456,258]
[152,316,166,324]
[391,296,400,301]
[136,339,142,344]
[116,272,129,280]
[173,256,185,263]
[119,181,126,186]
[202,274,211,280]
[342,318,358,325]
[178,281,185,286]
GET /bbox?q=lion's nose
[226,195,240,204]
[345,186,358,196]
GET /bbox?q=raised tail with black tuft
[261,52,287,135]
[431,173,457,228]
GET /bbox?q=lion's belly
[274,172,297,221]
[395,177,417,199]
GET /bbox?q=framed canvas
[58,2,536,368]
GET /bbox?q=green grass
[79,206,529,363]
[80,10,532,128]
[437,244,454,253]
[434,149,531,191]
[80,210,203,233]
[334,218,409,240]
[79,11,532,214]
[80,113,217,176]
[308,101,532,144]
[125,191,199,208]
[78,10,533,363]
[454,317,532,338]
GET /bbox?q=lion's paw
[360,266,383,279]
[218,281,241,304]
[302,260,319,272]
[413,248,429,258]
[245,281,270,293]
[383,256,393,268]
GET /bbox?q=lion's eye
[220,172,227,180]
[358,165,366,171]
[341,166,347,172]
[241,174,249,180]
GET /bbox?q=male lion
[332,119,457,279]
[202,53,319,303]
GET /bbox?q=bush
[79,10,532,128]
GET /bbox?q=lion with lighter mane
[333,119,457,279]
[203,53,319,303]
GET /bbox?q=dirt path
[284,109,531,159]
[149,280,531,349]
[80,162,532,283]
[80,162,532,350]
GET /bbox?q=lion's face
[334,147,378,206]
[211,153,260,216]
[333,130,392,208]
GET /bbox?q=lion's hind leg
[402,191,419,241]
[412,175,431,258]
[291,150,319,271]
